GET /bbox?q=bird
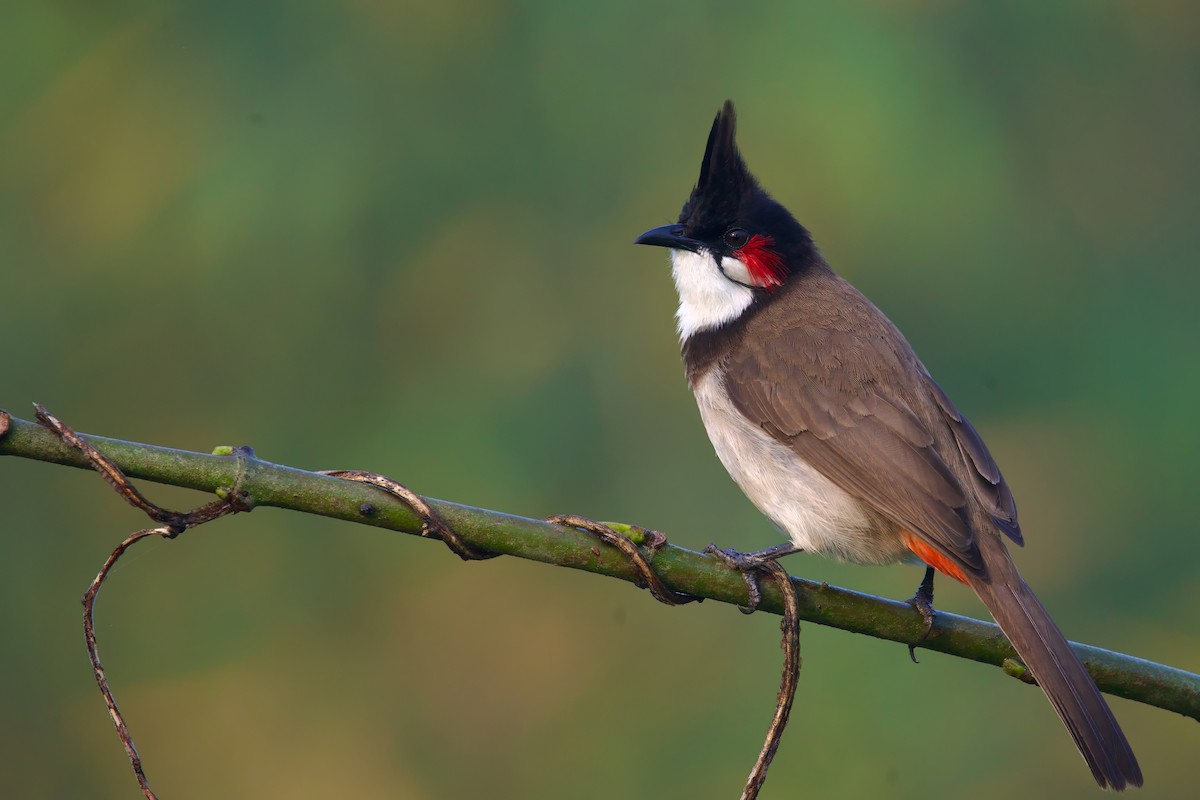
[634,100,1142,790]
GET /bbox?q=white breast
[692,369,907,565]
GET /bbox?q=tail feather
[969,552,1143,790]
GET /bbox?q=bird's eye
[723,228,750,248]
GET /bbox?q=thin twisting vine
[33,406,252,800]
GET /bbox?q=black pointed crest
[679,101,759,235]
[673,100,816,272]
[697,101,749,195]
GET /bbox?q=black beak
[634,224,703,253]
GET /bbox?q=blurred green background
[3,1,1198,798]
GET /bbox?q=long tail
[967,541,1143,790]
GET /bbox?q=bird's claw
[907,565,937,663]
[705,543,801,613]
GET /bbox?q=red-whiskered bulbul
[635,101,1142,790]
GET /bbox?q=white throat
[670,249,755,340]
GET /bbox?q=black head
[635,101,815,290]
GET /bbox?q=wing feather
[724,328,1009,576]
[926,376,1022,544]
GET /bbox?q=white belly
[693,369,907,565]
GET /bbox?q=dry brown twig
[318,469,497,561]
[33,404,253,800]
[544,514,697,606]
[740,561,802,800]
[25,405,803,800]
[82,527,179,800]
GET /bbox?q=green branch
[2,410,1197,721]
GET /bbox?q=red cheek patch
[738,234,787,290]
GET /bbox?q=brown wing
[724,325,1002,577]
[924,375,1022,544]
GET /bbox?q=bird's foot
[907,565,937,663]
[704,542,802,613]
